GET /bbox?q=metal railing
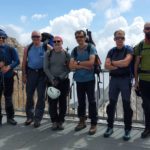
[1,69,144,125]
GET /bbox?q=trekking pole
[72,79,76,118]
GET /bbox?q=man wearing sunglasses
[69,30,98,135]
[44,36,70,130]
[0,29,20,125]
[104,30,133,141]
[22,31,50,128]
[134,22,150,139]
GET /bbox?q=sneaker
[75,117,86,132]
[24,119,33,126]
[104,127,113,138]
[51,122,58,131]
[89,125,97,135]
[57,122,64,130]
[34,121,41,128]
[123,130,131,141]
[7,118,17,125]
[141,129,150,139]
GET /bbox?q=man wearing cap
[0,29,20,125]
[134,22,150,138]
[44,36,70,130]
[22,31,51,128]
[104,30,133,141]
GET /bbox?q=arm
[43,52,55,83]
[10,48,20,69]
[112,54,133,68]
[105,58,118,70]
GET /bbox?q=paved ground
[0,116,150,150]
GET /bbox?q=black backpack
[73,44,102,75]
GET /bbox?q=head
[53,36,63,51]
[31,31,41,46]
[114,29,125,49]
[143,22,150,40]
[0,29,7,45]
[75,30,87,46]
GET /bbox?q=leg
[26,70,37,120]
[35,74,46,122]
[120,77,133,131]
[3,77,14,119]
[58,78,70,123]
[0,79,3,124]
[85,80,97,125]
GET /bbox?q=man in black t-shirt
[103,30,133,141]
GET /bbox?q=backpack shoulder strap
[73,47,78,60]
[138,40,144,55]
[26,43,33,58]
[48,49,54,58]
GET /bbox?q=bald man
[134,22,150,138]
[22,31,51,128]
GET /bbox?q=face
[0,36,6,45]
[144,23,150,40]
[75,32,86,45]
[53,37,63,50]
[31,32,41,45]
[114,32,125,49]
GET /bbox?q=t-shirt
[71,44,97,82]
[107,45,133,77]
[134,41,150,81]
[27,44,45,69]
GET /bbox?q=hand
[22,74,27,84]
[0,61,5,68]
[134,81,139,90]
[1,65,11,73]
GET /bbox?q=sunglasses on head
[32,36,41,39]
[0,36,6,40]
[144,27,150,30]
[115,36,125,40]
[53,40,61,43]
[75,36,85,39]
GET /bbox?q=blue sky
[0,0,149,61]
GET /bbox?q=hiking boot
[123,130,131,141]
[0,115,3,125]
[89,125,97,135]
[51,122,58,131]
[104,127,113,138]
[58,122,64,130]
[34,121,41,128]
[24,119,33,126]
[75,117,87,131]
[7,118,17,125]
[141,129,150,139]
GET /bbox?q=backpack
[73,44,102,75]
[110,45,134,78]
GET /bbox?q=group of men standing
[0,22,150,141]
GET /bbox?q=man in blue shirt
[104,30,133,141]
[22,31,50,128]
[0,29,20,125]
[69,30,98,135]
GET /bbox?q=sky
[0,0,149,62]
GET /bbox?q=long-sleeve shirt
[0,44,20,78]
[44,50,70,83]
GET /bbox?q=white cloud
[105,0,135,19]
[20,15,27,23]
[31,14,48,20]
[40,8,95,49]
[90,0,112,11]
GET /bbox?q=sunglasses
[0,37,6,40]
[32,36,41,39]
[144,27,150,30]
[53,40,61,43]
[115,37,125,40]
[75,36,85,39]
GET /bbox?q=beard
[145,32,150,40]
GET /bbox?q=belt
[28,67,44,73]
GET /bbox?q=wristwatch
[77,61,80,65]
